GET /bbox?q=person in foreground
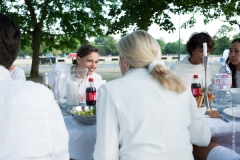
[227,38,240,88]
[170,32,214,85]
[0,12,69,159]
[93,30,211,160]
[48,44,102,101]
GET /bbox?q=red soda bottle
[86,78,97,105]
[191,75,201,97]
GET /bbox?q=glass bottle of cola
[86,78,96,106]
[191,75,201,97]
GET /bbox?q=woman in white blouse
[48,44,103,101]
[227,38,240,88]
[93,30,211,160]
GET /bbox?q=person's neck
[188,57,200,65]
[9,65,15,72]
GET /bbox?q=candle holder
[203,56,212,111]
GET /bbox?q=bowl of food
[70,106,96,125]
[231,88,240,104]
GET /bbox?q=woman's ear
[76,56,80,65]
[122,57,129,68]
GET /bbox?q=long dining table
[62,109,240,160]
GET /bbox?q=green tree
[212,36,231,55]
[180,43,188,55]
[214,25,235,39]
[108,0,239,36]
[1,0,113,78]
[211,25,233,55]
[103,36,118,55]
[95,36,118,55]
[156,38,166,55]
[165,42,178,55]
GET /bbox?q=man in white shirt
[0,12,69,160]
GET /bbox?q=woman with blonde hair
[93,30,211,160]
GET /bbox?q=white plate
[223,107,240,118]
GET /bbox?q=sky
[112,13,239,43]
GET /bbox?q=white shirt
[170,56,213,87]
[48,63,103,100]
[0,65,69,160]
[10,66,26,81]
[94,68,211,160]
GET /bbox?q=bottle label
[191,88,201,97]
[215,74,232,87]
[86,92,96,101]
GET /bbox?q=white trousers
[207,146,240,160]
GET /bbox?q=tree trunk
[30,26,41,78]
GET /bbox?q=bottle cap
[89,78,94,82]
[193,75,198,78]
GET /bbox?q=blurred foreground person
[0,12,69,160]
[93,30,211,160]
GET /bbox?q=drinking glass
[67,68,88,106]
[53,70,71,108]
[53,68,88,112]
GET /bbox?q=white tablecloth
[64,113,240,159]
[205,113,240,154]
[64,116,96,160]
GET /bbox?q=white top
[170,56,213,87]
[93,68,211,160]
[10,66,26,81]
[0,65,69,160]
[48,63,103,100]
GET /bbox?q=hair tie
[148,60,165,72]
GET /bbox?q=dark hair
[226,38,240,88]
[186,32,214,55]
[76,44,99,58]
[0,12,21,69]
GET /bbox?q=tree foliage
[156,38,166,55]
[211,36,231,55]
[108,0,240,36]
[95,36,118,55]
[0,0,113,77]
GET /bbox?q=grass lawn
[27,67,122,84]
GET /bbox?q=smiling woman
[226,38,240,88]
[48,44,103,102]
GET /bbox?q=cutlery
[220,116,229,122]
